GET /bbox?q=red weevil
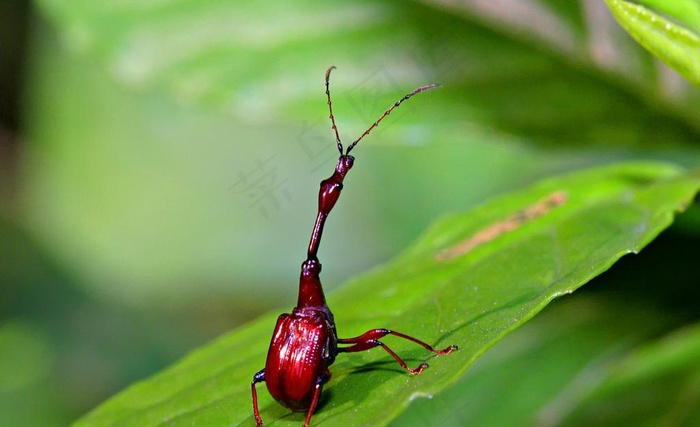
[251,66,457,426]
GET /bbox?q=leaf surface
[73,162,700,426]
[392,295,700,426]
[606,0,700,86]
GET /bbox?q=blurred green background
[1,1,699,426]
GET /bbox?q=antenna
[345,83,440,155]
[325,66,343,155]
[324,66,441,155]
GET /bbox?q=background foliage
[1,0,699,426]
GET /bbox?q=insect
[250,66,457,427]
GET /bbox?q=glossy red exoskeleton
[251,66,457,426]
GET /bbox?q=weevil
[251,66,457,426]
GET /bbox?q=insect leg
[303,370,330,427]
[338,329,457,374]
[251,369,266,426]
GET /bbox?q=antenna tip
[325,66,337,78]
[409,83,442,97]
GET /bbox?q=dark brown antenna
[325,66,441,156]
[325,66,343,155]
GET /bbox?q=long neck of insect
[297,154,355,310]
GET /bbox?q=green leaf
[632,0,700,34]
[73,162,700,426]
[392,295,698,426]
[605,0,700,86]
[562,322,700,426]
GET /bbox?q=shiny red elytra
[250,66,457,426]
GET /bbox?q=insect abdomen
[264,312,334,410]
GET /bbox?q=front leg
[251,369,265,426]
[338,329,457,374]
